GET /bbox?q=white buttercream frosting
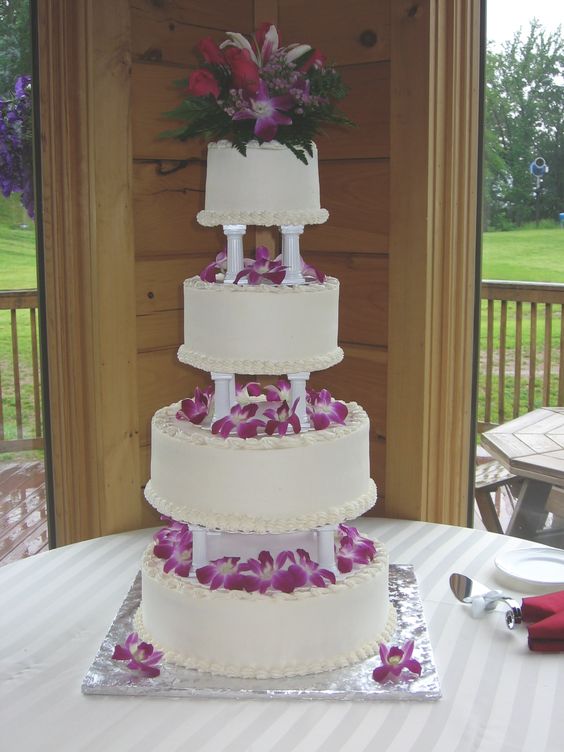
[137,541,396,678]
[182,275,341,375]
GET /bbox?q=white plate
[494,547,564,588]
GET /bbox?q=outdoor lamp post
[529,157,549,227]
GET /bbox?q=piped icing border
[136,543,397,678]
[177,345,344,375]
[197,209,329,227]
[144,478,377,534]
[184,276,339,293]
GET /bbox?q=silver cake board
[82,564,441,701]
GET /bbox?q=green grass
[0,197,39,448]
[482,225,564,282]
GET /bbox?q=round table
[1,518,563,751]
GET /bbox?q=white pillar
[223,224,246,284]
[288,371,310,430]
[317,525,338,573]
[191,526,208,570]
[211,372,236,422]
[280,225,305,285]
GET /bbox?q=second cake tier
[146,401,376,533]
[178,276,343,375]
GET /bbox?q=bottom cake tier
[136,541,396,679]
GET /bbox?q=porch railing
[478,280,564,433]
[0,289,43,452]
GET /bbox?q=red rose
[197,36,224,65]
[224,47,260,96]
[300,49,326,72]
[187,69,220,99]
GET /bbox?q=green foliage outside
[0,0,32,97]
[484,21,564,229]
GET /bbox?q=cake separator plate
[82,564,441,701]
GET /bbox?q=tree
[0,0,32,98]
[484,20,564,229]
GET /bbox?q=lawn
[482,225,564,282]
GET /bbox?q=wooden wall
[131,0,391,518]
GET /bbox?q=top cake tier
[196,141,329,227]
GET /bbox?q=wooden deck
[0,460,48,566]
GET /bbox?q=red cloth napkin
[521,591,564,652]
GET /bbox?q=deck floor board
[0,460,48,566]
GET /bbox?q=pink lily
[211,402,265,439]
[112,632,164,678]
[372,640,422,683]
[232,80,293,141]
[196,556,247,590]
[306,388,348,430]
[264,398,301,436]
[234,246,287,285]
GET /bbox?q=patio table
[482,407,564,543]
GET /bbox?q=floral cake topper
[162,23,352,162]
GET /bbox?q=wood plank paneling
[133,160,223,255]
[131,0,254,41]
[132,19,225,67]
[318,63,390,161]
[136,256,206,314]
[279,0,390,65]
[137,309,183,352]
[305,253,388,347]
[303,160,389,253]
[138,348,207,445]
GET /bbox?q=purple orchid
[235,246,287,285]
[196,556,247,590]
[211,402,265,439]
[112,632,164,678]
[199,250,228,282]
[176,386,213,425]
[232,80,293,141]
[306,388,348,430]
[264,398,301,436]
[336,535,374,574]
[288,548,336,588]
[154,526,193,577]
[372,640,422,683]
[301,257,326,283]
[264,378,292,403]
[239,550,297,593]
[338,524,377,558]
[153,518,190,546]
[236,381,263,400]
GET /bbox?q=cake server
[449,573,522,628]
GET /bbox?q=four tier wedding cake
[134,23,396,679]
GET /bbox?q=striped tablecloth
[2,519,563,752]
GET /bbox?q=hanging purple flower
[239,550,298,593]
[288,548,336,588]
[199,250,228,282]
[154,527,193,577]
[211,402,265,439]
[176,386,213,425]
[112,632,164,678]
[196,556,247,590]
[264,398,301,436]
[235,246,287,285]
[372,640,422,683]
[264,378,292,403]
[236,381,263,400]
[306,388,348,430]
[232,80,293,141]
[0,75,34,218]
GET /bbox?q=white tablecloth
[1,519,563,752]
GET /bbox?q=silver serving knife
[449,573,523,628]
